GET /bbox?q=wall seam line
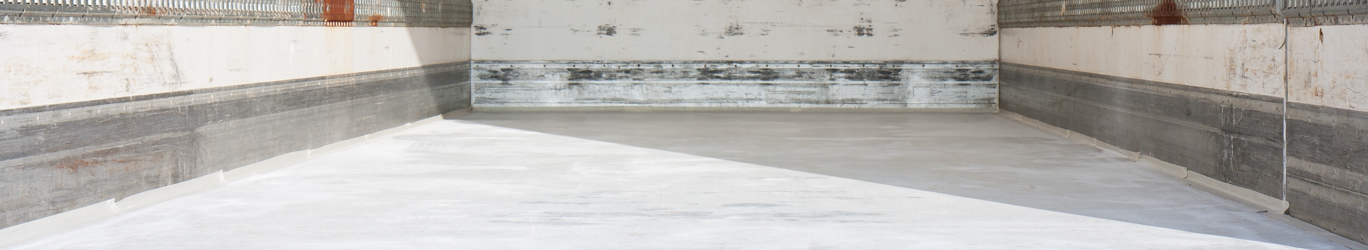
[1282,17,1290,202]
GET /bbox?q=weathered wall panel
[999,0,1368,244]
[1286,103,1368,244]
[0,25,471,110]
[1001,25,1286,97]
[1285,175,1368,245]
[999,24,1289,202]
[471,0,997,61]
[1000,63,1285,197]
[1,0,474,231]
[999,25,1288,199]
[1285,24,1368,244]
[999,0,1281,28]
[1288,25,1368,112]
[0,63,471,229]
[472,61,998,110]
[470,0,998,110]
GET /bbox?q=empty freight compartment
[0,0,1366,249]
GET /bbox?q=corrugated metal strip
[0,0,471,27]
[1284,0,1368,25]
[1000,0,1368,27]
[1000,0,1280,27]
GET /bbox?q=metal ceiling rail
[0,0,471,27]
[1284,0,1368,25]
[1000,0,1367,27]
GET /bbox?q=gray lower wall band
[0,62,471,229]
[999,63,1285,197]
[1002,62,1368,244]
[1286,102,1368,243]
[472,61,999,110]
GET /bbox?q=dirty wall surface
[1000,24,1288,198]
[1285,24,1368,244]
[0,0,475,229]
[470,0,1000,110]
[0,26,469,110]
[999,0,1368,244]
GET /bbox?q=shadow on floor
[454,112,1345,250]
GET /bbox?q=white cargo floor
[8,113,1353,249]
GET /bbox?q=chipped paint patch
[597,25,617,36]
[854,25,876,37]
[473,25,493,36]
[962,25,998,37]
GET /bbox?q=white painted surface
[1289,25,1368,111]
[1002,25,1285,97]
[471,0,998,61]
[5,113,1348,249]
[0,25,471,110]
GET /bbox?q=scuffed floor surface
[9,113,1353,249]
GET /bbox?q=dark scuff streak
[474,25,493,36]
[598,25,618,36]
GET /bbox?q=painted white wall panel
[471,0,999,61]
[0,25,471,110]
[1289,25,1368,112]
[1002,25,1285,97]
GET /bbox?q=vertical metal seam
[996,0,1003,113]
[1281,15,1290,202]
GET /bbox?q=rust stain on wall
[368,15,384,26]
[54,158,99,173]
[51,147,162,173]
[323,0,355,23]
[1148,0,1188,25]
[139,5,158,16]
